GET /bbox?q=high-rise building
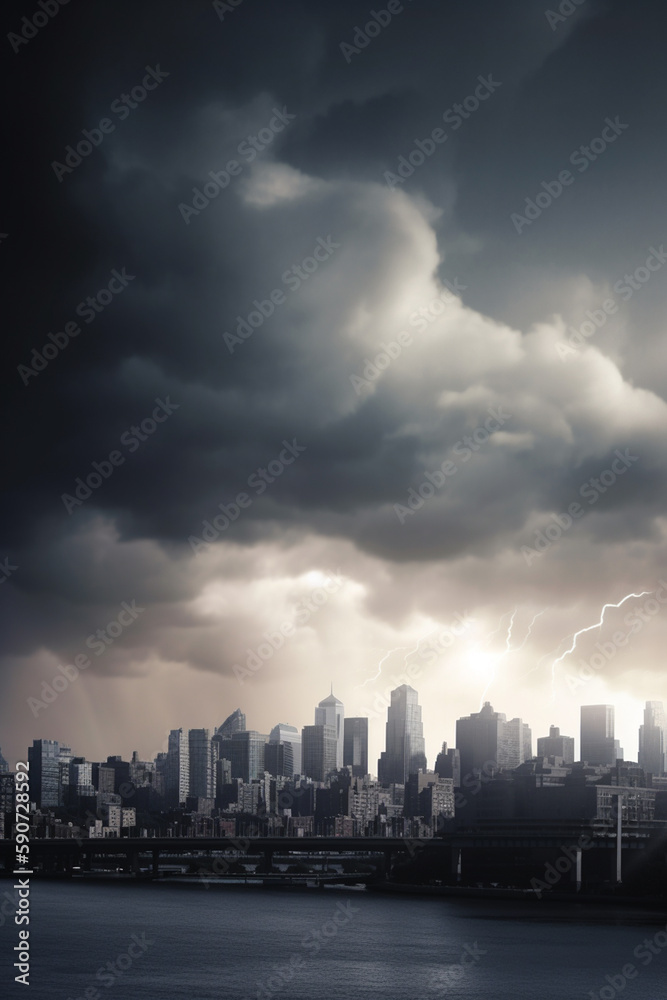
[580,705,623,765]
[377,685,427,785]
[189,729,214,799]
[302,725,338,782]
[434,742,461,787]
[264,741,294,779]
[269,723,302,775]
[638,701,666,776]
[165,729,190,807]
[315,690,344,769]
[456,702,504,779]
[68,758,95,799]
[28,739,61,808]
[0,748,9,773]
[216,709,247,739]
[226,731,266,782]
[344,717,368,777]
[503,717,533,768]
[537,725,575,764]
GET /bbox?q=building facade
[343,717,369,777]
[377,685,427,785]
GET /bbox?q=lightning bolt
[356,648,398,689]
[479,608,516,705]
[513,608,547,652]
[483,609,515,644]
[355,627,443,690]
[549,590,652,691]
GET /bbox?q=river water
[1,881,666,999]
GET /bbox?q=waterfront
[1,881,667,998]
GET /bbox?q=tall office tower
[105,755,130,793]
[216,756,232,791]
[638,701,666,776]
[377,685,427,785]
[580,705,623,765]
[227,731,267,782]
[188,729,215,799]
[537,725,575,764]
[344,717,369,777]
[269,723,302,775]
[302,724,338,782]
[315,690,344,769]
[28,739,61,808]
[264,741,294,779]
[455,702,506,779]
[434,742,461,787]
[165,729,190,807]
[68,759,95,799]
[0,747,9,773]
[502,718,533,769]
[216,708,247,738]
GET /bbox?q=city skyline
[10,692,666,784]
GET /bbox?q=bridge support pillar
[451,847,461,882]
[152,849,159,877]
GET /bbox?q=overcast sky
[3,0,667,772]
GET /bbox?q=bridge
[3,822,666,889]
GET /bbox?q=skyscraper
[302,724,338,782]
[580,705,623,765]
[226,731,266,782]
[456,702,505,779]
[344,717,368,777]
[377,684,427,785]
[315,690,344,769]
[28,739,61,808]
[216,708,246,738]
[537,725,575,764]
[503,717,533,768]
[638,701,666,776]
[264,741,294,779]
[434,742,461,787]
[188,728,214,799]
[269,723,302,775]
[165,728,190,807]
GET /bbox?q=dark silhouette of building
[343,717,368,777]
